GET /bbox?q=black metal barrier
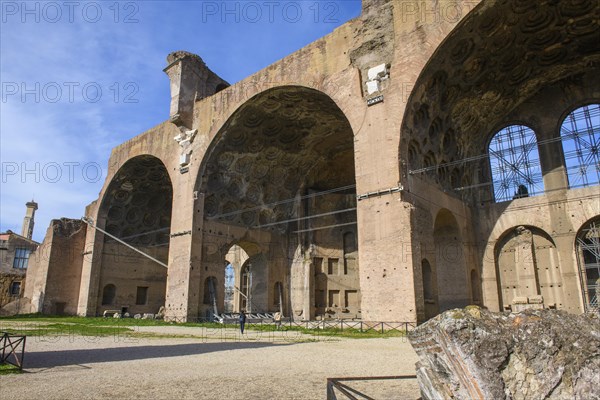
[160,317,417,335]
[326,375,418,400]
[283,321,418,334]
[1,332,26,370]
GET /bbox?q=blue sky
[0,0,362,242]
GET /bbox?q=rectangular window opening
[328,258,339,275]
[136,286,149,305]
[345,290,358,308]
[13,247,31,269]
[328,290,340,308]
[314,257,324,275]
[10,281,21,296]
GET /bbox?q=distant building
[0,202,40,311]
[21,201,38,240]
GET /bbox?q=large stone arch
[398,0,599,317]
[195,85,359,321]
[421,258,438,320]
[575,216,600,312]
[479,193,600,314]
[223,244,250,314]
[90,123,179,212]
[74,121,182,317]
[399,0,600,202]
[61,0,597,322]
[93,155,173,316]
[201,240,269,316]
[558,103,600,189]
[494,225,563,311]
[197,85,356,222]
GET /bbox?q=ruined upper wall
[164,51,229,130]
[24,218,86,315]
[95,0,484,202]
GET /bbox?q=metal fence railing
[158,316,417,333]
[1,332,26,370]
[285,320,417,333]
[326,375,418,399]
[97,312,418,335]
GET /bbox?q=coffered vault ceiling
[199,86,356,229]
[402,0,600,193]
[101,155,173,246]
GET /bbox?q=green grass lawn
[0,363,22,375]
[0,314,407,339]
[246,323,407,338]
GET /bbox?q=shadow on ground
[25,341,288,370]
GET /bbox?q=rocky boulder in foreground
[408,307,600,400]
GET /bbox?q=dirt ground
[2,325,421,399]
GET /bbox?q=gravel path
[2,325,420,399]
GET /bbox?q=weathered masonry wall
[21,0,600,323]
[0,233,36,310]
[25,219,85,315]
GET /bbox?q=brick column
[77,217,105,316]
[164,190,203,321]
[357,196,418,322]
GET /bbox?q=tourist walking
[239,310,246,334]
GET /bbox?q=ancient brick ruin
[17,0,600,323]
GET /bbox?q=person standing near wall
[239,310,246,334]
[274,311,282,330]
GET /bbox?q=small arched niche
[434,209,469,312]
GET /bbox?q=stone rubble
[408,307,600,400]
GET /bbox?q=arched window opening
[224,263,235,313]
[421,258,438,321]
[560,104,600,188]
[101,284,116,305]
[434,209,469,312]
[496,226,562,311]
[577,218,600,312]
[223,244,251,313]
[98,155,172,315]
[489,125,543,202]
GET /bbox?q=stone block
[367,63,388,81]
[366,80,380,95]
[409,307,600,400]
[529,295,544,304]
